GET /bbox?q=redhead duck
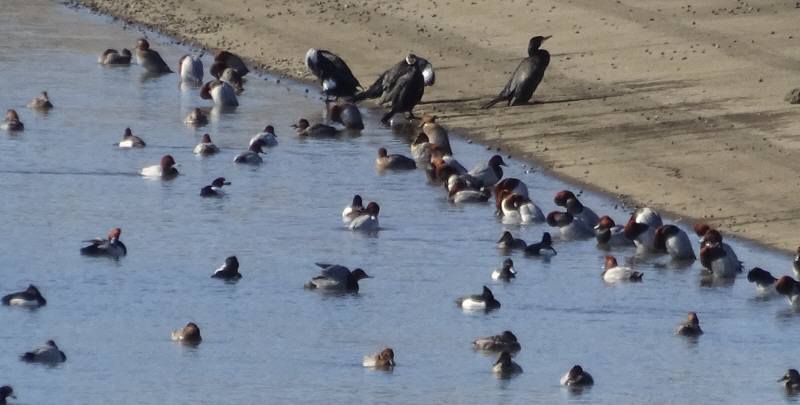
[342,194,364,224]
[184,108,209,127]
[653,225,695,261]
[171,322,202,345]
[81,227,127,258]
[1,110,23,131]
[747,267,778,297]
[497,231,526,250]
[468,155,506,187]
[554,190,599,227]
[21,340,66,364]
[178,54,203,84]
[492,258,516,281]
[492,351,522,376]
[594,216,633,247]
[448,177,490,204]
[456,286,501,310]
[211,256,241,280]
[623,216,657,253]
[500,192,544,224]
[419,114,452,155]
[561,365,594,387]
[675,312,703,336]
[329,103,364,130]
[200,177,230,197]
[775,276,800,308]
[376,147,416,170]
[134,39,172,74]
[249,125,278,147]
[495,178,529,202]
[700,239,739,279]
[410,133,432,163]
[118,128,146,148]
[233,139,266,165]
[524,232,557,256]
[602,256,643,283]
[779,369,800,393]
[201,80,238,107]
[210,50,249,78]
[0,386,14,404]
[99,48,131,65]
[305,48,361,100]
[547,211,593,240]
[473,330,521,352]
[2,285,46,307]
[193,134,219,155]
[347,202,380,232]
[305,263,371,292]
[632,207,663,228]
[292,118,338,137]
[27,91,53,110]
[695,226,741,273]
[141,155,179,179]
[219,68,244,93]
[362,348,394,369]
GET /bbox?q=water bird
[354,54,434,103]
[292,118,338,137]
[305,263,371,292]
[376,147,416,170]
[362,348,395,369]
[200,177,230,197]
[184,108,209,127]
[0,386,14,404]
[99,48,132,65]
[379,54,425,126]
[675,312,703,336]
[305,48,361,100]
[249,125,278,147]
[171,322,202,345]
[497,231,526,250]
[561,365,594,387]
[80,227,127,258]
[193,134,219,155]
[456,286,501,310]
[547,211,594,240]
[524,232,557,256]
[492,258,517,281]
[746,267,778,297]
[1,109,23,131]
[27,91,53,110]
[468,155,507,187]
[347,202,380,232]
[328,103,364,130]
[653,225,696,261]
[21,340,66,364]
[210,50,249,78]
[141,155,179,179]
[472,330,521,352]
[2,285,46,307]
[594,216,633,247]
[779,369,800,393]
[554,190,599,227]
[602,256,643,283]
[342,194,364,224]
[118,127,146,148]
[178,54,203,84]
[775,276,800,308]
[694,225,742,273]
[448,177,490,204]
[211,256,241,280]
[419,114,452,155]
[499,191,544,224]
[134,38,172,74]
[200,80,238,107]
[492,351,522,376]
[233,139,266,165]
[410,133,432,163]
[482,35,551,108]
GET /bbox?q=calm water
[0,2,798,404]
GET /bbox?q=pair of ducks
[341,195,380,232]
[1,92,53,132]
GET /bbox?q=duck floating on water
[492,351,523,377]
[561,365,594,387]
[305,263,371,292]
[99,48,132,65]
[171,322,202,345]
[118,127,146,148]
[602,256,643,283]
[211,256,241,280]
[194,134,219,156]
[200,177,230,197]
[456,286,501,311]
[134,38,172,74]
[473,331,521,352]
[21,340,66,364]
[27,91,53,110]
[362,348,394,369]
[141,155,179,179]
[80,227,127,258]
[675,312,703,337]
[2,285,46,307]
[1,109,23,131]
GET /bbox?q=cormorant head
[528,35,551,56]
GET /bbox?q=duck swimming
[376,147,416,171]
[134,38,172,74]
[1,109,23,131]
[700,240,739,279]
[554,190,599,227]
[80,227,127,258]
[178,54,204,84]
[594,215,633,247]
[305,48,361,100]
[184,108,209,127]
[410,133,432,163]
[21,340,66,364]
[118,127,146,148]
[305,263,371,292]
[193,134,219,155]
[499,192,544,224]
[695,225,741,273]
[775,276,800,308]
[347,202,380,232]
[200,177,230,197]
[448,177,490,204]
[482,35,551,108]
[2,285,46,307]
[249,125,278,147]
[492,258,516,281]
[27,91,53,110]
[547,211,593,240]
[211,256,241,280]
[472,330,521,352]
[602,256,643,283]
[675,312,703,336]
[200,80,238,107]
[210,50,249,79]
[492,351,523,377]
[141,155,179,179]
[292,118,338,137]
[171,322,202,345]
[561,365,594,387]
[497,231,526,250]
[468,155,506,188]
[524,232,557,256]
[779,369,800,393]
[233,139,266,165]
[342,194,364,224]
[623,216,657,253]
[362,348,395,369]
[0,386,14,404]
[746,267,778,297]
[99,48,132,65]
[653,225,695,261]
[456,286,501,310]
[328,103,364,130]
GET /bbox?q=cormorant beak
[542,35,552,42]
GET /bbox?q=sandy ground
[71,0,800,252]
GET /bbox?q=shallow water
[0,2,799,404]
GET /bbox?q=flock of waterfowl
[3,31,800,402]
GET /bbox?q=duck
[410,133,432,163]
[494,178,530,211]
[794,247,800,279]
[456,286,501,310]
[497,231,526,250]
[362,348,395,369]
[561,365,594,387]
[211,256,241,280]
[653,225,696,261]
[376,147,416,170]
[492,351,522,376]
[0,386,14,404]
[500,193,544,224]
[779,369,800,393]
[700,242,739,279]
[21,340,66,364]
[249,125,278,147]
[547,211,594,240]
[675,312,703,337]
[200,80,238,107]
[27,91,53,110]
[292,118,338,137]
[118,127,146,148]
[347,202,380,232]
[193,134,219,155]
[747,267,778,297]
[233,139,266,165]
[141,155,179,179]
[2,285,46,307]
[210,50,249,78]
[554,190,599,227]
[472,331,521,352]
[468,155,507,187]
[80,227,127,258]
[342,194,364,224]
[775,276,800,308]
[602,255,643,283]
[1,110,23,131]
[524,232,557,256]
[219,67,245,94]
[178,54,203,84]
[492,258,517,281]
[695,225,742,272]
[328,103,364,130]
[623,216,657,253]
[448,177,490,204]
[99,48,132,65]
[305,48,361,100]
[134,38,172,74]
[171,322,202,345]
[419,114,452,155]
[594,216,633,247]
[200,177,230,197]
[184,108,209,127]
[305,263,371,292]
